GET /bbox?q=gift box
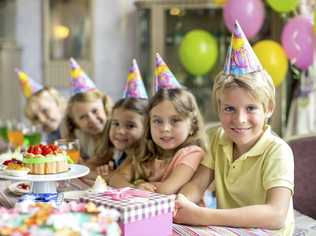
[81,187,175,236]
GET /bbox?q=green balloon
[179,30,218,76]
[266,0,299,13]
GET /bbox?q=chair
[287,134,316,219]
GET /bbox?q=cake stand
[0,164,89,193]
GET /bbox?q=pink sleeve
[162,145,204,181]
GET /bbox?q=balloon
[314,10,316,33]
[179,30,218,76]
[281,16,314,70]
[214,0,227,5]
[223,0,265,38]
[253,40,288,87]
[266,0,299,13]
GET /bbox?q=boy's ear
[266,102,275,118]
[266,111,272,119]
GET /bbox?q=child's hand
[96,161,114,177]
[173,194,201,225]
[136,182,157,192]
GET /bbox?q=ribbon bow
[101,187,150,200]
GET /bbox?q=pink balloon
[281,16,315,70]
[223,0,265,38]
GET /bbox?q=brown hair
[131,88,207,180]
[95,97,148,164]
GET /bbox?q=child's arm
[155,164,196,194]
[108,159,135,188]
[155,146,207,195]
[179,164,214,203]
[174,187,292,230]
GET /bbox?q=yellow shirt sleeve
[262,139,294,193]
[201,126,219,170]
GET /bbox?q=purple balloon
[223,0,265,38]
[281,16,315,70]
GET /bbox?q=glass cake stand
[0,164,89,193]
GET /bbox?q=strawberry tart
[23,144,69,175]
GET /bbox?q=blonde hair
[212,70,275,113]
[25,87,66,122]
[63,89,112,139]
[131,88,207,180]
[95,97,148,164]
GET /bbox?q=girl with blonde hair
[62,58,112,184]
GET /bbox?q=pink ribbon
[101,187,151,200]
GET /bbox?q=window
[49,0,91,60]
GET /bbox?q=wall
[15,0,138,103]
[94,0,138,101]
[16,0,42,84]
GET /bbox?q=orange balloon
[253,40,288,87]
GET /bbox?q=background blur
[0,0,315,137]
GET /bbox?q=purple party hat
[123,59,148,99]
[224,21,263,75]
[69,57,96,94]
[154,53,181,92]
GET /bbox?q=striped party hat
[69,57,96,94]
[15,68,43,98]
[224,21,262,75]
[123,59,148,99]
[154,53,181,92]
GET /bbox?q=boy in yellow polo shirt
[174,21,294,236]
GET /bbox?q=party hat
[69,57,96,94]
[154,53,181,92]
[15,68,43,98]
[224,21,262,75]
[123,59,148,99]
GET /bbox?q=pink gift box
[81,187,175,236]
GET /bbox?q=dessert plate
[3,166,30,177]
[8,181,31,196]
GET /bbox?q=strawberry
[3,160,11,165]
[32,146,42,155]
[48,144,59,152]
[18,183,30,190]
[41,146,53,156]
[27,145,34,154]
[3,159,22,166]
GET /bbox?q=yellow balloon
[253,40,288,87]
[314,10,316,33]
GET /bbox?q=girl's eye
[224,106,234,112]
[126,123,136,129]
[170,118,181,125]
[152,118,162,125]
[247,105,257,112]
[92,108,98,114]
[111,121,119,127]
